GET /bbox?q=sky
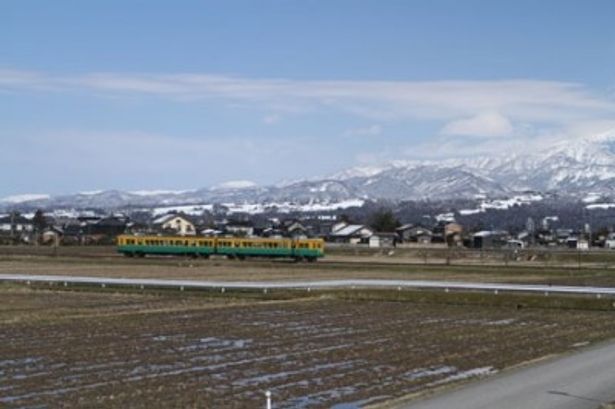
[2,0,615,197]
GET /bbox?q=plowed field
[2,287,615,408]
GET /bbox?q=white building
[152,214,196,236]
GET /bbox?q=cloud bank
[1,69,613,138]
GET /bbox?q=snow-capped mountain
[3,129,615,211]
[332,128,615,198]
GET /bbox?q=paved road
[2,274,615,296]
[401,341,615,409]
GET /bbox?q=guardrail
[2,274,615,298]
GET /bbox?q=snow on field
[457,194,544,217]
[586,203,615,210]
[435,212,455,222]
[229,199,365,214]
[0,194,50,203]
[459,209,482,216]
[480,194,543,210]
[46,209,101,218]
[152,204,214,216]
[582,193,603,204]
[151,199,365,216]
[428,366,497,386]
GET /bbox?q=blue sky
[2,0,615,196]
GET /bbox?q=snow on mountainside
[3,130,615,210]
[334,128,615,198]
[211,180,257,190]
[0,194,50,204]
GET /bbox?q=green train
[117,234,325,261]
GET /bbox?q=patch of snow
[48,209,80,218]
[331,166,388,180]
[222,199,365,215]
[435,212,456,222]
[486,318,516,326]
[152,204,213,216]
[78,190,104,196]
[459,209,483,216]
[477,194,543,212]
[402,365,457,381]
[582,193,602,204]
[429,366,497,386]
[586,203,615,210]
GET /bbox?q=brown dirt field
[2,287,615,408]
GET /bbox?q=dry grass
[4,254,615,287]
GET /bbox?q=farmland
[4,245,615,287]
[2,286,615,408]
[4,245,615,408]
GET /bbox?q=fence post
[577,249,581,270]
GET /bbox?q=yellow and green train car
[116,235,324,261]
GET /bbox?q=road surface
[2,274,615,296]
[401,340,615,409]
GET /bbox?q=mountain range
[3,130,615,211]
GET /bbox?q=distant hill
[3,129,615,211]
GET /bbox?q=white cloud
[344,124,382,136]
[441,112,513,137]
[2,69,615,163]
[1,69,613,126]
